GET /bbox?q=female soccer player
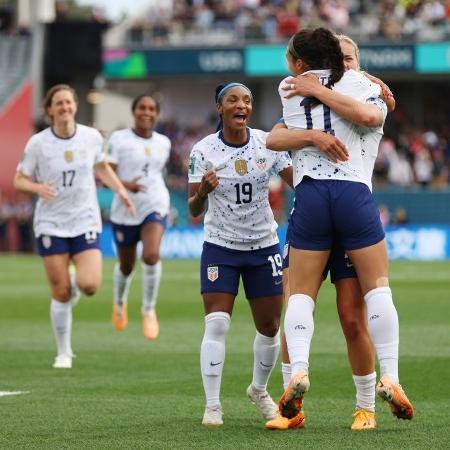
[107,95,171,340]
[14,84,134,369]
[265,28,413,428]
[188,82,293,427]
[270,34,400,431]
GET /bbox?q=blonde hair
[336,34,360,70]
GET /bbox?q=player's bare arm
[267,123,348,163]
[283,74,383,128]
[13,171,55,202]
[188,170,219,217]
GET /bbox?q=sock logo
[210,361,222,366]
[369,314,380,321]
[294,324,306,330]
[260,361,273,368]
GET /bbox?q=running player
[265,28,414,428]
[188,83,293,427]
[107,95,171,340]
[14,84,134,369]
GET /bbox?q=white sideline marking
[0,391,30,397]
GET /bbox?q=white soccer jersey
[107,128,171,225]
[280,69,381,188]
[17,124,105,237]
[360,97,388,191]
[188,128,292,251]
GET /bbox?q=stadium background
[1,2,450,449]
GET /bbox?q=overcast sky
[76,0,158,21]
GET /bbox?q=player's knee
[258,319,280,338]
[120,263,134,276]
[78,280,99,296]
[142,251,159,266]
[52,285,71,302]
[341,316,365,342]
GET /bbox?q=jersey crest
[256,158,267,171]
[234,159,248,176]
[64,150,74,163]
[207,265,219,282]
[144,146,152,156]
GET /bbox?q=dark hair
[289,27,345,89]
[131,94,160,113]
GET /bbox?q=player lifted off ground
[14,84,134,369]
[188,83,293,427]
[107,95,171,340]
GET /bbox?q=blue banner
[101,224,450,261]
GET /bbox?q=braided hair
[288,27,345,89]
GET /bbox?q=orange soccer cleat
[278,370,310,419]
[376,374,414,420]
[141,308,160,340]
[112,303,128,331]
[351,409,376,430]
[266,410,305,430]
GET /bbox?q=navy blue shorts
[37,231,101,257]
[200,242,283,299]
[290,177,384,251]
[112,212,168,247]
[283,239,356,283]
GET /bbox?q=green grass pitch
[1,255,449,449]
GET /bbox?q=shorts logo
[256,158,267,171]
[234,159,248,176]
[283,243,289,259]
[344,253,353,268]
[115,231,124,243]
[85,231,97,244]
[207,266,219,282]
[42,236,52,249]
[64,150,74,163]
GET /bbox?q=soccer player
[14,84,134,369]
[188,82,293,427]
[265,28,414,428]
[107,95,171,340]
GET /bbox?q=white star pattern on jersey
[107,128,171,225]
[17,124,105,237]
[280,69,381,189]
[188,128,292,250]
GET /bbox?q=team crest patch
[42,236,52,249]
[115,231,124,243]
[207,266,219,282]
[234,159,248,176]
[256,158,267,171]
[64,150,74,163]
[80,150,87,160]
[145,147,152,156]
[283,243,289,259]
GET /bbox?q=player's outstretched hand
[118,188,136,216]
[199,170,219,197]
[313,131,348,163]
[37,183,55,201]
[282,74,321,99]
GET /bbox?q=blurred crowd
[126,0,450,46]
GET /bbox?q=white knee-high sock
[142,260,162,312]
[50,299,72,356]
[281,362,292,390]
[113,263,134,306]
[252,330,280,391]
[200,312,231,407]
[364,287,399,383]
[284,294,315,375]
[353,372,376,412]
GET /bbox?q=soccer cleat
[247,384,278,420]
[141,308,159,340]
[112,304,128,331]
[69,264,81,308]
[53,354,72,369]
[202,405,223,427]
[376,375,414,420]
[351,409,376,430]
[278,370,310,419]
[265,411,305,430]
